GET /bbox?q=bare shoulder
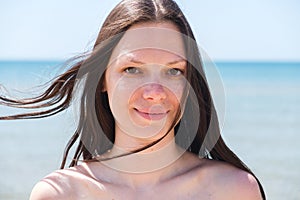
[198,159,262,200]
[29,164,105,200]
[30,168,75,200]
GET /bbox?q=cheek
[164,79,189,116]
[106,76,141,120]
[162,78,186,103]
[108,77,142,101]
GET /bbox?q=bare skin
[30,151,262,200]
[30,22,262,200]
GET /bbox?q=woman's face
[104,22,187,139]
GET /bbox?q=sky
[0,0,299,61]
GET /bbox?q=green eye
[124,67,140,74]
[168,68,183,76]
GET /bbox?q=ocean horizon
[0,60,299,199]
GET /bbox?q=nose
[142,83,167,102]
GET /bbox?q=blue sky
[0,0,299,61]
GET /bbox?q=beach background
[1,0,300,199]
[0,61,299,199]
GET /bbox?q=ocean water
[0,61,299,199]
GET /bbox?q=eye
[124,67,141,74]
[167,68,184,76]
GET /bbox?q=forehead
[108,22,186,66]
[113,49,186,67]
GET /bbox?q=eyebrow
[127,57,186,66]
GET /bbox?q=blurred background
[0,0,299,199]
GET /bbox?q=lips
[134,108,168,120]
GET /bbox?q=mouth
[134,108,169,121]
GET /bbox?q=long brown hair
[0,0,265,199]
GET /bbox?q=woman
[1,0,265,199]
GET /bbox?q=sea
[0,61,299,200]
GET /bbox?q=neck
[98,127,187,189]
[100,144,186,190]
[102,126,184,170]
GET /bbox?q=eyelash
[167,68,184,76]
[123,67,184,76]
[124,67,141,74]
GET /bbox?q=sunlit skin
[98,21,189,174]
[30,22,262,200]
[104,50,187,146]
